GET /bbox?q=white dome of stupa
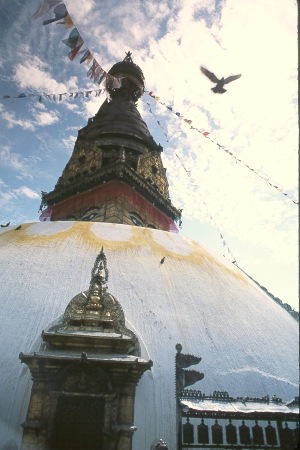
[0,221,298,449]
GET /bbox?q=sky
[0,0,298,311]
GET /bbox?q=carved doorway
[51,395,104,450]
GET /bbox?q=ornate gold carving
[56,248,138,348]
[137,152,169,198]
[55,142,102,188]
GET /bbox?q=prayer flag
[79,49,91,64]
[85,54,93,65]
[39,207,52,221]
[95,69,106,85]
[56,13,74,28]
[87,59,99,78]
[62,28,81,49]
[92,66,103,79]
[42,4,67,25]
[67,38,84,60]
[32,0,62,20]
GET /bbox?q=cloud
[83,93,106,118]
[62,135,77,151]
[65,102,79,112]
[0,190,17,207]
[0,145,32,177]
[0,185,39,219]
[13,186,40,200]
[13,54,66,93]
[12,55,81,101]
[0,95,61,130]
[0,104,61,131]
[64,76,81,93]
[33,110,60,126]
[0,109,35,131]
[67,0,95,25]
[0,178,8,187]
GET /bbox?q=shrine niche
[19,248,152,450]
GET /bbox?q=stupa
[0,53,298,450]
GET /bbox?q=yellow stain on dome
[0,221,247,283]
[0,222,76,246]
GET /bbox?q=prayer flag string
[173,154,237,263]
[31,1,122,89]
[2,88,297,207]
[141,95,237,262]
[0,89,104,102]
[29,2,297,205]
[146,102,169,142]
[144,91,298,206]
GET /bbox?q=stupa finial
[86,247,108,311]
[124,51,133,62]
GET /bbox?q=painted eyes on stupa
[81,211,100,221]
[129,214,143,227]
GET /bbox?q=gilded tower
[41,52,181,231]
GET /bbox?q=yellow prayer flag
[63,14,74,29]
[85,54,93,65]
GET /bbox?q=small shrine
[19,248,152,450]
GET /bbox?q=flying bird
[1,222,10,228]
[200,67,241,93]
